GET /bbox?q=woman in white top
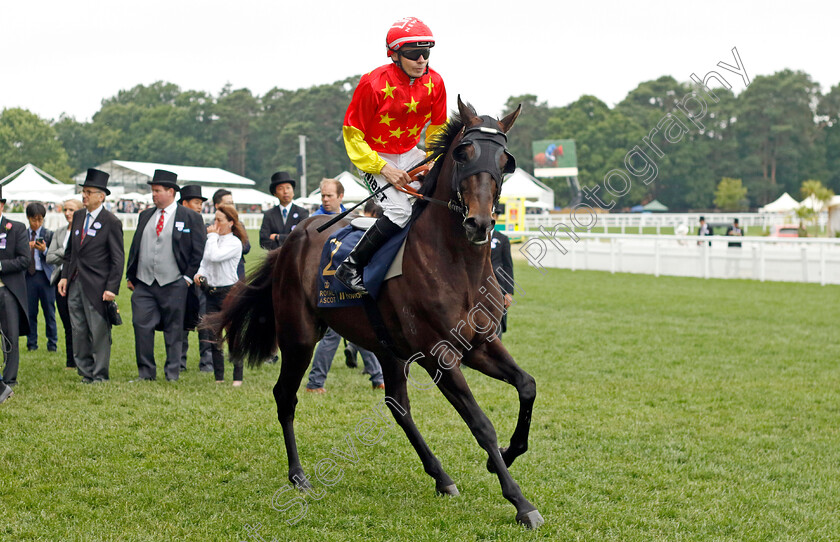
[46,198,83,369]
[195,204,246,386]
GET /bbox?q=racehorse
[210,97,543,528]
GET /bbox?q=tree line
[1,69,838,210]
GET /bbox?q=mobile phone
[35,237,45,243]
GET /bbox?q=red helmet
[386,17,435,55]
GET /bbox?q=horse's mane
[410,111,465,221]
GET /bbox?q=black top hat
[148,169,180,191]
[270,171,296,194]
[179,185,207,203]
[78,168,112,196]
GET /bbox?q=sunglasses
[400,47,431,61]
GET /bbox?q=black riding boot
[335,216,401,294]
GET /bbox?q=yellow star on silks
[372,135,386,146]
[425,112,432,120]
[389,127,405,139]
[379,113,394,126]
[424,79,434,95]
[404,97,419,113]
[407,124,421,137]
[381,81,396,99]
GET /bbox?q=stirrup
[335,262,367,294]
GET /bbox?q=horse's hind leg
[434,366,543,529]
[462,340,536,472]
[273,342,316,489]
[380,356,459,496]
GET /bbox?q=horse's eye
[453,143,473,164]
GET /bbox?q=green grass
[2,229,840,541]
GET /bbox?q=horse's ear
[457,95,478,124]
[499,104,522,133]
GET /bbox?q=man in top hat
[0,185,31,391]
[259,171,309,251]
[126,170,206,381]
[57,169,125,383]
[177,184,213,373]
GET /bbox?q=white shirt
[197,232,242,287]
[153,201,178,229]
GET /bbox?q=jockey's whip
[315,162,434,233]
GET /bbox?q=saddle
[317,222,410,308]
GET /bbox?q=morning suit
[0,215,31,385]
[259,203,309,250]
[25,225,56,350]
[126,203,205,381]
[62,206,125,381]
[490,230,514,336]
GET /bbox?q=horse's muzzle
[463,216,495,245]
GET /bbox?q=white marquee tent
[302,171,372,205]
[759,192,799,213]
[500,168,555,209]
[0,163,75,202]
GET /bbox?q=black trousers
[0,286,22,385]
[205,287,243,381]
[55,284,75,367]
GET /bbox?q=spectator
[46,198,83,369]
[305,179,384,393]
[125,170,206,382]
[195,204,245,386]
[697,216,712,246]
[726,218,743,247]
[178,185,213,373]
[490,229,514,338]
[212,188,251,279]
[57,170,124,383]
[725,218,743,277]
[25,202,57,352]
[259,171,309,251]
[0,185,30,388]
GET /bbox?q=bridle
[399,116,516,219]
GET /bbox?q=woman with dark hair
[195,204,245,386]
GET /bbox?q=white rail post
[820,244,826,286]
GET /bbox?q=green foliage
[0,108,73,181]
[714,177,748,211]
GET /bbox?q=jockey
[335,16,447,294]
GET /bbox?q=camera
[197,276,207,288]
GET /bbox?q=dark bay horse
[211,98,543,528]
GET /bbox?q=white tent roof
[200,186,276,208]
[74,160,256,187]
[1,164,75,200]
[759,192,799,213]
[500,168,555,208]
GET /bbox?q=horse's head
[451,96,520,245]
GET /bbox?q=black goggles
[400,47,431,61]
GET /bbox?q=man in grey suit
[125,170,206,381]
[57,169,125,383]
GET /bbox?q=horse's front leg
[462,339,536,473]
[433,365,543,529]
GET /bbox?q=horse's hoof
[435,484,460,497]
[516,510,544,529]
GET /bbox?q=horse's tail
[206,249,281,368]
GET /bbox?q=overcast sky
[1,0,836,122]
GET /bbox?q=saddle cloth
[317,223,409,308]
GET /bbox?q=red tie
[156,209,165,236]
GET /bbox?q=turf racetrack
[2,230,839,541]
